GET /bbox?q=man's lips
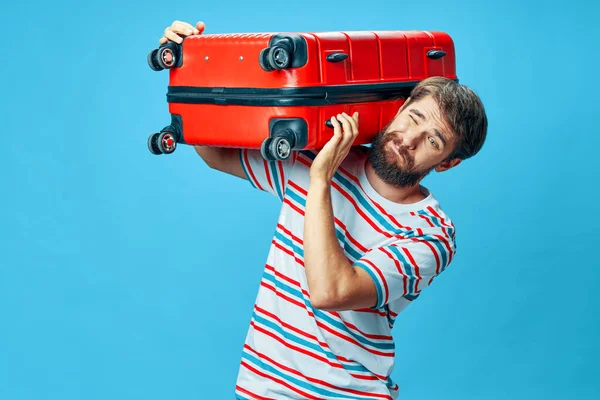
[389,141,405,162]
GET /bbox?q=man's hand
[158,20,205,45]
[310,112,359,183]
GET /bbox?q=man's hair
[404,76,488,160]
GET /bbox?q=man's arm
[304,179,378,311]
[194,146,247,180]
[304,112,378,311]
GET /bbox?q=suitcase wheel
[259,42,292,71]
[158,131,177,154]
[261,131,295,161]
[271,136,292,160]
[267,46,291,70]
[147,50,163,71]
[148,42,181,71]
[260,138,276,161]
[148,133,162,155]
[148,132,177,155]
[157,47,177,69]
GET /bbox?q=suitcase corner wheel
[259,34,308,72]
[261,131,294,161]
[148,41,183,71]
[148,131,178,155]
[261,118,308,161]
[148,115,183,155]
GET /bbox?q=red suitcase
[147,30,457,160]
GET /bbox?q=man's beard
[367,128,436,188]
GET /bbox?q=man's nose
[401,128,422,149]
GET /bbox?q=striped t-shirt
[235,147,456,400]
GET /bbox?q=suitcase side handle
[427,50,447,60]
[326,52,348,63]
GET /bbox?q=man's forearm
[194,146,233,167]
[304,178,356,308]
[194,146,247,179]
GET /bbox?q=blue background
[1,0,598,398]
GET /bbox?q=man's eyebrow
[434,129,448,147]
[410,109,426,121]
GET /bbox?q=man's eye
[410,115,416,124]
[429,138,438,148]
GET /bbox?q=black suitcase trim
[165,80,452,106]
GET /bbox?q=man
[159,21,488,400]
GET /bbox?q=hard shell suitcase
[147,30,457,160]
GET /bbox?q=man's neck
[364,159,427,204]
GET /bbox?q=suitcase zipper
[165,81,435,106]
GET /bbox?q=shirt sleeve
[353,234,456,309]
[239,148,298,201]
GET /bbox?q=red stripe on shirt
[378,247,408,296]
[409,238,441,274]
[287,181,371,254]
[402,247,421,293]
[263,159,274,191]
[297,155,312,168]
[243,150,264,191]
[255,305,326,347]
[240,359,321,400]
[265,264,303,288]
[331,180,393,238]
[235,385,276,400]
[330,312,393,341]
[360,258,390,305]
[277,161,286,196]
[433,234,454,265]
[265,266,394,350]
[272,240,305,267]
[277,224,304,246]
[315,319,394,357]
[417,214,435,228]
[262,271,394,358]
[249,319,380,381]
[355,308,388,316]
[426,206,453,228]
[284,198,305,216]
[244,345,393,400]
[261,281,306,309]
[334,217,369,253]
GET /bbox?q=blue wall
[1,0,598,398]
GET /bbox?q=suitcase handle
[427,50,447,60]
[326,53,348,63]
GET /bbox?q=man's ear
[435,158,462,172]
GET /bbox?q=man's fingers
[195,21,206,34]
[338,113,355,147]
[159,21,203,46]
[339,113,352,135]
[172,20,195,35]
[330,116,343,140]
[345,112,359,137]
[163,28,184,44]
